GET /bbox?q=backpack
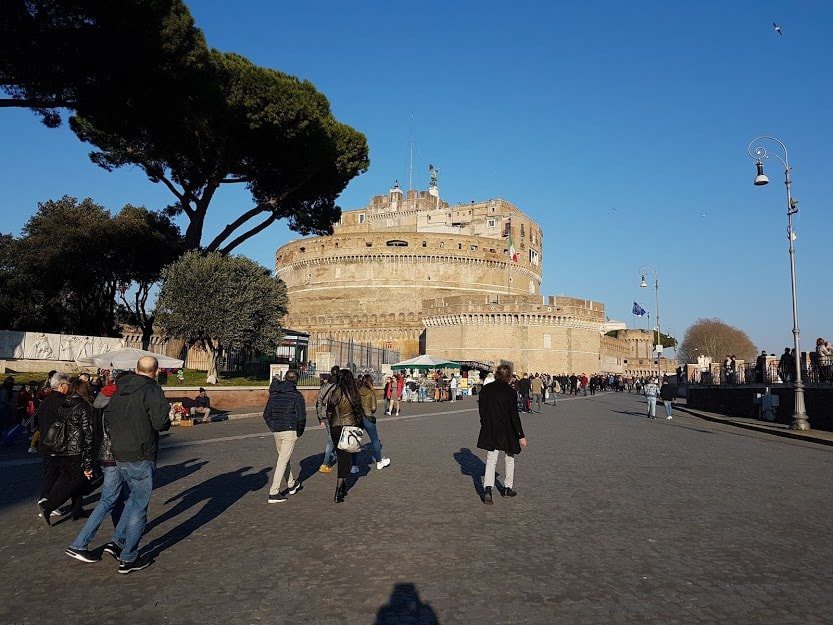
[40,416,68,454]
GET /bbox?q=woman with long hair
[40,378,94,523]
[326,369,364,503]
[358,374,390,471]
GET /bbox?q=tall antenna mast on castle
[408,114,414,191]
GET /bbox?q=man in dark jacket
[477,364,527,505]
[36,372,70,511]
[263,370,306,504]
[102,356,170,574]
[517,373,531,412]
[659,379,675,420]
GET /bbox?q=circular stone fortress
[276,183,666,375]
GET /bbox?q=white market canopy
[75,347,184,370]
[390,354,461,370]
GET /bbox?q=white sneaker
[377,458,391,470]
[666,416,673,420]
[27,447,37,454]
[349,465,360,474]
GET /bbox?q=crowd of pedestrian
[4,354,688,574]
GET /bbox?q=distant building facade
[275,185,674,374]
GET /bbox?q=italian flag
[508,236,519,262]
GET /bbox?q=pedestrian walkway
[2,392,832,625]
[677,402,833,446]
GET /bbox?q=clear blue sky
[1,1,831,354]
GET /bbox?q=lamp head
[640,275,647,288]
[754,160,769,186]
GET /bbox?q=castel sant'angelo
[276,176,670,376]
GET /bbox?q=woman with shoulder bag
[356,374,390,472]
[326,369,364,503]
[39,378,94,524]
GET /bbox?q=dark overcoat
[477,380,525,455]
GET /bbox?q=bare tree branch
[204,205,269,252]
[220,213,277,254]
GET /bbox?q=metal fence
[307,337,399,376]
[176,336,401,385]
[690,356,833,386]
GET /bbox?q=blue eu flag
[632,302,647,317]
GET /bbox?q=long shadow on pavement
[613,409,649,418]
[454,448,501,500]
[142,466,269,558]
[373,582,440,625]
[78,458,209,511]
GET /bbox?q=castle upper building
[276,184,543,358]
[276,183,675,375]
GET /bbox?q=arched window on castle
[386,240,408,247]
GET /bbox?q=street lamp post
[638,265,661,380]
[747,136,809,431]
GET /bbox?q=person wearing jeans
[659,379,674,420]
[67,466,127,559]
[66,377,129,563]
[356,374,390,471]
[477,364,527,505]
[644,378,659,419]
[316,368,340,473]
[101,356,171,574]
[263,371,306,503]
[111,460,155,565]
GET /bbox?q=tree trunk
[140,318,154,351]
[205,343,219,384]
[184,209,207,251]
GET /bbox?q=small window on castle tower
[457,243,462,250]
[439,242,444,248]
[422,241,427,247]
[487,218,496,228]
[470,245,477,251]
[358,213,366,224]
[299,247,305,252]
[366,242,372,247]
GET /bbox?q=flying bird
[773,22,783,36]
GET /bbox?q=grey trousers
[484,449,515,489]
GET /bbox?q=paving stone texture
[1,392,832,625]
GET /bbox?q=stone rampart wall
[425,324,602,374]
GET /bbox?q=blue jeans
[646,397,657,418]
[363,419,383,463]
[322,421,335,465]
[663,400,672,417]
[112,460,155,563]
[69,465,128,551]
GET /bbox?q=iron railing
[689,356,833,386]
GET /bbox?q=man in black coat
[477,364,527,505]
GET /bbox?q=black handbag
[40,417,68,454]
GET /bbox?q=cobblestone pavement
[2,392,833,625]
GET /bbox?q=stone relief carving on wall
[0,330,124,360]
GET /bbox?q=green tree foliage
[678,318,757,364]
[1,196,184,339]
[0,0,206,127]
[154,251,287,383]
[1,1,369,251]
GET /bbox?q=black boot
[483,486,493,505]
[334,479,346,503]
